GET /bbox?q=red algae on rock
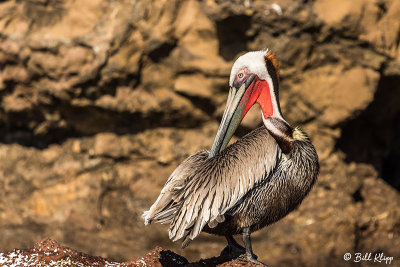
[0,239,119,267]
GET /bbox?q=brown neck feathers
[265,117,293,154]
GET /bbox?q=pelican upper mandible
[143,49,319,266]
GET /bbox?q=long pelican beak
[209,75,257,158]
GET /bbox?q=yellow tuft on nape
[293,127,308,141]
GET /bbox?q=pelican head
[210,49,290,157]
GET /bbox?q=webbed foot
[238,253,269,266]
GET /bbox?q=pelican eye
[238,73,244,78]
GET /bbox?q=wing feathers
[143,127,280,245]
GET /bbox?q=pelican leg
[225,236,245,258]
[238,227,269,267]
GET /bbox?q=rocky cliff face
[0,0,399,266]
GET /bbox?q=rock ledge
[0,239,261,266]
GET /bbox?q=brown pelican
[143,50,319,266]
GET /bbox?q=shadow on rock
[336,73,400,191]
